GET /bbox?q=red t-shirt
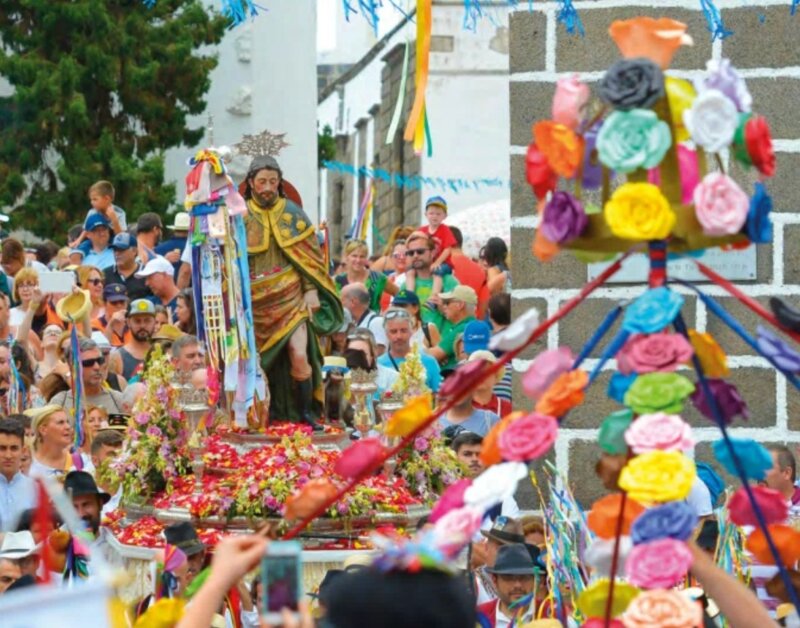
[421,223,458,262]
[473,395,512,419]
[449,252,489,317]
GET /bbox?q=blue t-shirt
[377,351,442,393]
[438,408,499,437]
[84,247,115,270]
[155,237,188,280]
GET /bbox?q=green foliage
[0,0,227,239]
[318,124,336,168]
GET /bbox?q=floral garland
[395,425,462,504]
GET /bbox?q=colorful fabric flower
[582,620,625,628]
[541,191,588,244]
[587,493,646,539]
[499,413,558,462]
[756,325,800,372]
[677,143,700,205]
[552,74,590,129]
[665,77,697,143]
[489,307,540,352]
[604,183,676,241]
[463,461,527,510]
[334,438,386,479]
[608,373,637,405]
[522,347,575,399]
[525,143,559,200]
[284,478,340,521]
[622,589,703,628]
[616,332,694,375]
[744,115,776,177]
[480,412,521,468]
[618,450,696,503]
[597,109,672,173]
[584,536,633,577]
[624,412,694,454]
[728,485,789,527]
[609,16,693,68]
[712,437,772,481]
[690,379,749,424]
[695,58,752,112]
[746,525,800,566]
[534,369,588,418]
[439,360,486,398]
[631,501,698,544]
[599,57,665,111]
[385,395,432,438]
[599,408,634,455]
[625,538,694,589]
[429,479,471,523]
[624,372,695,415]
[683,89,739,153]
[577,578,640,619]
[693,172,750,236]
[688,330,729,378]
[746,182,774,244]
[533,120,584,178]
[624,287,686,335]
[431,505,484,553]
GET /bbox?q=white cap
[135,256,174,278]
[91,331,111,350]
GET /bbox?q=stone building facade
[509,2,800,509]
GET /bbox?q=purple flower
[146,425,163,438]
[135,412,149,425]
[541,191,588,244]
[337,502,349,515]
[690,379,749,424]
[695,58,752,113]
[631,502,698,545]
[156,386,169,404]
[414,437,429,452]
[756,325,800,372]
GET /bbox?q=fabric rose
[624,412,694,454]
[540,191,588,244]
[533,120,584,178]
[745,115,776,177]
[534,369,588,418]
[624,538,694,589]
[607,372,637,404]
[622,589,702,628]
[695,58,752,112]
[577,579,640,619]
[438,360,485,398]
[599,408,634,454]
[623,287,684,335]
[757,325,800,372]
[463,461,527,510]
[480,412,522,467]
[690,379,749,424]
[522,347,575,399]
[616,332,694,375]
[490,308,540,352]
[525,143,558,200]
[582,620,625,628]
[688,330,729,378]
[587,493,645,539]
[631,501,698,544]
[618,450,696,503]
[746,525,800,566]
[385,394,432,437]
[585,536,633,577]
[609,17,693,69]
[746,182,774,244]
[728,485,789,527]
[597,109,671,173]
[692,172,749,236]
[498,413,558,462]
[683,88,738,152]
[599,58,665,110]
[432,505,484,553]
[552,74,590,129]
[429,478,471,523]
[604,183,676,241]
[713,437,772,481]
[334,437,386,479]
[624,372,695,415]
[284,478,339,521]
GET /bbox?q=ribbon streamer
[385,40,411,144]
[572,304,624,368]
[404,0,433,156]
[69,325,84,450]
[699,0,733,40]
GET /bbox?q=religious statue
[242,156,343,428]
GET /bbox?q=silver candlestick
[350,368,378,439]
[181,387,210,496]
[377,398,404,478]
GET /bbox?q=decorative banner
[348,184,375,241]
[404,0,433,156]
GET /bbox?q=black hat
[64,470,111,504]
[164,521,206,557]
[307,569,344,604]
[487,543,537,576]
[480,515,525,545]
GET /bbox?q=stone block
[555,8,712,73]
[511,229,587,289]
[515,449,555,510]
[704,295,771,356]
[510,154,537,219]
[721,7,800,70]
[513,297,549,360]
[786,379,800,431]
[509,81,555,147]
[748,78,800,139]
[785,224,800,285]
[568,439,607,509]
[509,11,547,73]
[568,370,623,430]
[512,374,534,414]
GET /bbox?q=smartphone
[261,540,303,623]
[39,271,76,294]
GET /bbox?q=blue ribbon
[587,329,630,386]
[572,304,625,369]
[699,0,733,40]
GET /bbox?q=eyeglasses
[17,283,36,289]
[81,356,106,368]
[392,253,405,260]
[86,278,103,286]
[405,248,429,257]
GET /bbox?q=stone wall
[508,2,800,510]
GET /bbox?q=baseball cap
[128,298,156,317]
[111,232,136,250]
[425,196,448,212]
[135,256,174,278]
[392,289,420,307]
[439,285,478,305]
[84,213,112,231]
[136,212,163,233]
[69,248,85,259]
[91,331,112,351]
[103,283,128,303]
[463,320,492,353]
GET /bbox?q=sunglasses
[86,278,103,286]
[384,310,411,321]
[81,356,106,368]
[405,248,429,257]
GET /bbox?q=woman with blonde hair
[334,240,398,312]
[370,226,416,274]
[82,405,108,456]
[26,405,93,478]
[76,264,106,321]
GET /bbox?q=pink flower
[429,479,471,523]
[728,485,789,527]
[552,74,590,130]
[624,412,694,454]
[617,332,694,375]
[693,172,749,236]
[522,347,575,399]
[334,438,386,480]
[146,425,162,438]
[135,412,149,425]
[498,413,558,462]
[624,538,693,589]
[432,505,484,555]
[414,437,429,452]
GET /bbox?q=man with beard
[105,233,151,301]
[52,338,126,414]
[108,299,156,382]
[241,156,342,428]
[477,544,540,628]
[63,470,117,575]
[399,231,459,329]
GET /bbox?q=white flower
[489,308,540,352]
[694,58,752,113]
[584,536,633,577]
[683,89,738,153]
[464,462,528,510]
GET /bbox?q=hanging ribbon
[7,346,23,415]
[699,0,733,40]
[403,0,433,156]
[572,304,625,368]
[69,325,84,450]
[385,40,411,144]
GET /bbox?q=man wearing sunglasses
[50,338,126,414]
[377,308,441,392]
[399,232,459,330]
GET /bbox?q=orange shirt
[449,252,490,318]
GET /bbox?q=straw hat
[152,324,184,342]
[24,404,66,437]
[56,289,92,323]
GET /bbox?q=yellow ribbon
[404,0,432,155]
